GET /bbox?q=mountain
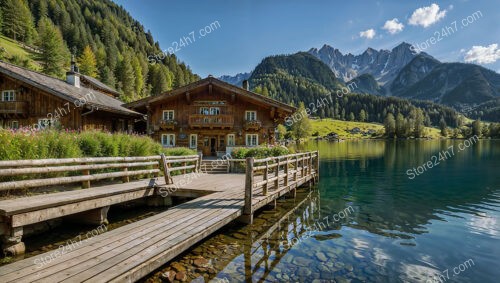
[247,51,462,127]
[219,72,251,87]
[397,63,500,108]
[0,0,199,102]
[347,74,386,96]
[308,42,419,86]
[390,53,441,96]
[248,52,344,104]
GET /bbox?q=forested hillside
[0,0,199,102]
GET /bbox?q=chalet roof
[0,61,140,117]
[80,74,121,97]
[125,76,296,113]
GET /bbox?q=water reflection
[144,140,499,283]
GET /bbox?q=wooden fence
[241,151,319,223]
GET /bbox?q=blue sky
[114,0,500,77]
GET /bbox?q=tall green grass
[0,129,196,160]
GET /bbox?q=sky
[113,0,500,77]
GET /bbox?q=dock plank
[0,167,317,283]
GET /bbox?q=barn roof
[0,61,140,117]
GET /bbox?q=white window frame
[10,121,19,129]
[161,134,176,147]
[227,134,235,146]
[245,110,257,121]
[209,107,220,115]
[2,90,15,101]
[38,118,52,129]
[245,134,258,147]
[162,110,175,121]
[189,134,197,149]
[199,107,209,115]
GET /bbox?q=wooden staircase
[200,160,229,174]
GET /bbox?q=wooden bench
[0,154,200,256]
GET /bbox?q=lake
[147,140,499,283]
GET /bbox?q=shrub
[0,129,195,160]
[231,146,290,159]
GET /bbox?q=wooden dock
[0,151,318,282]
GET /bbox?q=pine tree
[472,119,482,137]
[1,0,35,43]
[349,112,355,121]
[359,109,366,122]
[78,45,97,77]
[410,108,425,138]
[395,113,405,137]
[291,102,312,141]
[132,57,145,99]
[276,124,287,140]
[117,54,136,97]
[384,113,396,137]
[439,116,447,137]
[36,17,68,77]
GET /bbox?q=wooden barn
[126,76,295,156]
[0,60,141,131]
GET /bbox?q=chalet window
[161,134,176,147]
[199,107,209,115]
[246,134,258,147]
[227,134,235,146]
[209,107,220,115]
[2,90,15,101]
[245,111,257,121]
[10,121,19,129]
[189,134,197,149]
[38,118,52,129]
[162,110,175,121]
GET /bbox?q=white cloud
[382,18,404,34]
[359,29,376,39]
[408,4,447,28]
[464,44,500,64]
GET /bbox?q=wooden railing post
[82,163,90,188]
[161,154,172,184]
[284,157,289,187]
[315,151,320,179]
[122,167,130,183]
[307,152,313,175]
[198,154,202,172]
[153,161,159,178]
[242,157,254,224]
[294,156,299,181]
[301,153,306,178]
[274,157,280,189]
[263,160,268,195]
[182,161,187,174]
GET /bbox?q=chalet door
[210,138,216,156]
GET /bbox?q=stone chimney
[242,80,249,91]
[66,57,80,88]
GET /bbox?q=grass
[0,35,40,70]
[310,118,384,139]
[310,118,443,139]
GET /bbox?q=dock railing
[241,151,319,223]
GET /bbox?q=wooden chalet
[0,60,141,131]
[126,76,295,156]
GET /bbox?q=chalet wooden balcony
[0,101,28,116]
[189,114,234,129]
[158,119,178,130]
[244,120,262,130]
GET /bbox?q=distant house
[0,60,140,131]
[126,77,296,157]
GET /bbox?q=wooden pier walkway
[0,151,318,282]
